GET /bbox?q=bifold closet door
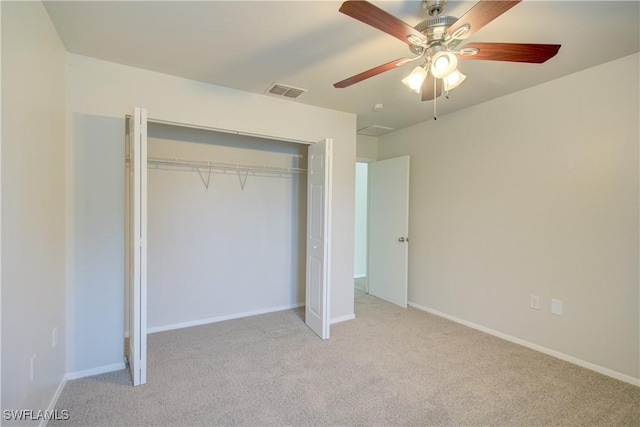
[127,111,329,379]
[305,138,333,340]
[127,107,148,386]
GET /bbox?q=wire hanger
[196,162,212,190]
[238,169,249,190]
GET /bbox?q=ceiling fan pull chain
[433,77,438,120]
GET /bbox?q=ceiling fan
[333,0,561,102]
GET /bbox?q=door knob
[398,237,408,242]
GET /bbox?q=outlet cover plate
[551,299,563,316]
[530,295,540,310]
[30,354,36,381]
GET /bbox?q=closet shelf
[146,156,307,175]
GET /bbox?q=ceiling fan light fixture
[402,65,428,93]
[443,69,466,91]
[430,51,458,78]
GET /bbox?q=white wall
[1,0,67,417]
[67,54,356,373]
[145,124,307,330]
[356,134,378,161]
[378,53,639,382]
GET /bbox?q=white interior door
[368,156,410,307]
[305,138,333,339]
[128,107,148,385]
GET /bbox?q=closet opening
[147,121,307,329]
[125,111,332,385]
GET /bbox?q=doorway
[354,156,410,307]
[354,162,369,296]
[367,156,410,308]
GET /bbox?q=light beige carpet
[51,294,639,426]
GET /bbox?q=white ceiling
[44,1,640,132]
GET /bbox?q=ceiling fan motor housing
[410,15,459,55]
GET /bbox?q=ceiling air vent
[266,83,307,99]
[357,125,394,137]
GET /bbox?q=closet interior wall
[126,122,308,333]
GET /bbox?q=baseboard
[408,301,640,387]
[65,362,126,380]
[331,313,356,324]
[40,375,68,427]
[147,302,305,334]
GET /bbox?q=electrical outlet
[551,299,563,316]
[52,327,58,349]
[30,354,36,381]
[530,295,540,310]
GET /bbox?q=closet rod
[147,156,307,175]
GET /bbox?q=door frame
[125,110,333,385]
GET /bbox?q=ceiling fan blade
[459,43,561,63]
[421,74,442,101]
[339,0,427,45]
[448,0,521,39]
[334,58,412,89]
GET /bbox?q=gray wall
[378,53,639,382]
[1,0,67,416]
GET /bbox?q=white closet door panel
[128,107,148,386]
[305,138,332,339]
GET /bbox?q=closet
[147,122,308,327]
[125,108,332,386]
